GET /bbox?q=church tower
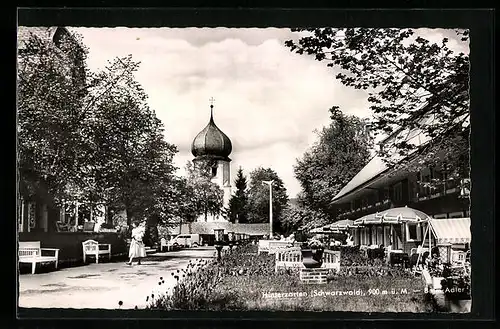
[191,99,232,222]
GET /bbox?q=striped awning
[430,217,471,244]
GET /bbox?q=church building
[190,101,233,222]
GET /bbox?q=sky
[69,27,468,199]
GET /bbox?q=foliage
[184,160,224,222]
[227,167,249,223]
[17,30,89,203]
[441,275,471,300]
[246,167,289,233]
[294,107,373,214]
[329,265,414,280]
[305,238,325,249]
[281,202,330,236]
[85,55,179,227]
[285,28,470,185]
[148,243,436,312]
[17,29,181,230]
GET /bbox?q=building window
[211,166,217,177]
[419,168,431,197]
[223,163,230,186]
[406,223,421,241]
[449,211,464,218]
[393,182,403,202]
[432,168,446,194]
[433,213,448,219]
[18,199,24,232]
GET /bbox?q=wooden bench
[82,240,111,264]
[275,247,302,272]
[19,241,60,274]
[257,240,271,254]
[275,249,341,272]
[268,241,295,255]
[323,250,341,272]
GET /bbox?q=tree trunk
[125,206,132,227]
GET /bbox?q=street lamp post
[214,228,225,261]
[262,180,274,239]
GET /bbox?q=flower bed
[147,243,437,312]
[425,253,471,301]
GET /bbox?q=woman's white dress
[129,226,146,258]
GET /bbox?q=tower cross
[209,97,215,107]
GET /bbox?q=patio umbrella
[309,227,324,234]
[376,206,430,223]
[353,213,380,225]
[329,219,355,231]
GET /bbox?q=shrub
[146,241,436,312]
[441,275,471,300]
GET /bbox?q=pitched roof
[168,222,270,236]
[332,155,389,202]
[332,126,432,203]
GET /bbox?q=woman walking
[127,222,146,265]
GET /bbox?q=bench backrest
[275,248,341,271]
[451,250,466,264]
[268,241,294,254]
[258,240,271,253]
[82,239,99,253]
[276,247,302,262]
[83,222,95,232]
[19,241,41,258]
[323,250,341,265]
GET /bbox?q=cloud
[68,27,466,198]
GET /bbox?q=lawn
[147,243,439,312]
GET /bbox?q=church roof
[191,105,232,160]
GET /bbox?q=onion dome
[191,104,232,161]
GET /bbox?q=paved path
[18,247,216,310]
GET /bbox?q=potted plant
[427,255,445,290]
[301,238,325,268]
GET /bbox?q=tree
[184,161,224,222]
[285,28,470,185]
[227,167,249,223]
[18,30,181,231]
[86,55,178,227]
[246,167,289,234]
[281,203,330,236]
[17,30,90,205]
[294,107,373,215]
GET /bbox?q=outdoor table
[390,251,410,267]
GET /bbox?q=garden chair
[82,240,111,263]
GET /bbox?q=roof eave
[331,170,390,204]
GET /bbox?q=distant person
[346,233,354,246]
[127,222,146,265]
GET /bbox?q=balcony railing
[417,178,463,200]
[337,199,392,218]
